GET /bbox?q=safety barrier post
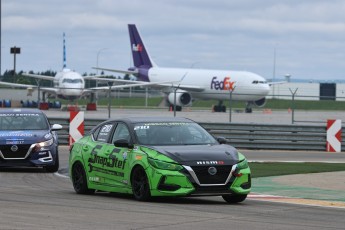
[326,119,341,152]
[69,111,84,146]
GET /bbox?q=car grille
[0,144,33,159]
[190,165,232,184]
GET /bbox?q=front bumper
[0,145,58,168]
[148,164,251,197]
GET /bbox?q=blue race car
[0,108,62,172]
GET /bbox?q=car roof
[0,108,44,114]
[107,116,195,124]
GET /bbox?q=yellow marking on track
[249,195,345,208]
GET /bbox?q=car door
[101,122,132,190]
[85,122,115,187]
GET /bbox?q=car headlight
[148,158,183,171]
[35,138,54,150]
[237,158,249,170]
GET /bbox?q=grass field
[250,162,345,178]
[59,96,345,111]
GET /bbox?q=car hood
[0,130,52,145]
[149,144,239,166]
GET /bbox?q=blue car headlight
[148,158,183,171]
[35,138,54,151]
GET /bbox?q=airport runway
[1,147,344,230]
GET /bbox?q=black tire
[45,153,59,173]
[222,194,247,204]
[131,166,151,201]
[71,162,95,194]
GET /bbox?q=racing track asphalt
[57,146,345,208]
[0,146,344,230]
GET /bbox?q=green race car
[69,117,251,203]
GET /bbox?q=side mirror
[114,139,134,149]
[51,124,63,131]
[216,136,227,144]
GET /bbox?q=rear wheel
[222,194,247,203]
[131,166,151,201]
[71,162,95,194]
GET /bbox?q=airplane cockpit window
[62,79,83,84]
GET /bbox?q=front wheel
[71,162,95,194]
[131,166,151,201]
[222,194,247,203]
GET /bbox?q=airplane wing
[22,73,55,81]
[91,77,205,92]
[39,87,59,94]
[0,81,38,89]
[90,80,181,91]
[92,67,138,75]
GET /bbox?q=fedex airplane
[94,24,271,112]
[0,33,168,104]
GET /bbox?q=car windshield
[133,122,217,145]
[0,113,49,130]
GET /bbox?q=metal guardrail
[49,117,344,151]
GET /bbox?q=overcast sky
[2,0,345,81]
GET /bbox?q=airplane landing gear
[245,102,253,113]
[213,101,226,112]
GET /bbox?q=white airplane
[0,33,173,106]
[94,24,271,112]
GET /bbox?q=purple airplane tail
[128,24,155,81]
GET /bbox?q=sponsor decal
[89,176,100,182]
[210,76,235,90]
[132,44,143,52]
[196,161,225,165]
[0,113,39,117]
[6,139,24,144]
[135,123,188,129]
[89,154,126,169]
[44,133,52,139]
[88,145,126,177]
[0,131,34,137]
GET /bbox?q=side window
[111,123,130,143]
[92,127,101,140]
[95,124,114,143]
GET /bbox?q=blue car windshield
[0,113,49,130]
[133,122,217,145]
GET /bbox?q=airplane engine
[168,89,192,107]
[253,97,266,107]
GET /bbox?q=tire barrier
[2,100,11,107]
[20,100,62,109]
